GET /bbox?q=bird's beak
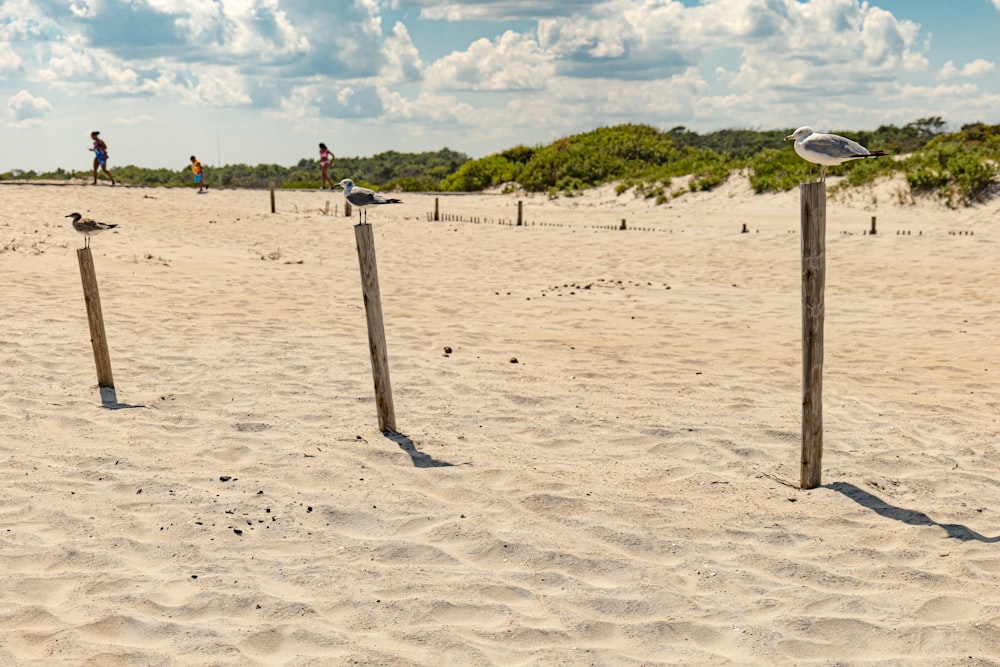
[783,134,795,141]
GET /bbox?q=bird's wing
[347,188,379,206]
[808,133,869,157]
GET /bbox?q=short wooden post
[77,248,117,407]
[325,200,330,215]
[620,219,627,230]
[517,200,523,226]
[434,198,439,221]
[345,202,352,218]
[800,182,826,489]
[354,223,397,433]
[269,181,276,213]
[870,216,877,235]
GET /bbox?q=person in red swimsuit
[318,142,335,189]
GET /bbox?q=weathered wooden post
[800,182,826,489]
[870,216,877,235]
[345,202,352,218]
[269,181,276,213]
[517,200,523,226]
[434,198,439,221]
[77,248,117,407]
[354,223,397,433]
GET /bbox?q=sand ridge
[0,179,998,665]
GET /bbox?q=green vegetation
[2,118,997,206]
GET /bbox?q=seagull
[784,127,889,182]
[336,178,402,224]
[66,212,118,248]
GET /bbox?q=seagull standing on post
[336,178,402,224]
[784,127,889,182]
[66,212,118,248]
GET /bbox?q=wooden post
[434,198,439,221]
[354,223,397,433]
[269,181,276,213]
[77,248,117,407]
[517,200,523,226]
[870,216,877,235]
[345,202,352,218]
[800,182,826,489]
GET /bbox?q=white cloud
[6,89,52,127]
[381,21,423,84]
[0,42,21,72]
[400,0,606,21]
[425,30,554,91]
[940,58,996,79]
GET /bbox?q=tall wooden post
[354,223,397,433]
[800,182,826,489]
[345,202,352,219]
[77,248,117,407]
[516,200,523,226]
[434,198,439,221]
[870,216,877,235]
[269,181,276,213]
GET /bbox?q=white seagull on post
[784,127,889,182]
[336,178,402,224]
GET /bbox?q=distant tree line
[3,119,997,205]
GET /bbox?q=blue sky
[2,0,999,172]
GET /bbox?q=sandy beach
[1,178,998,665]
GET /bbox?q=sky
[2,0,1000,172]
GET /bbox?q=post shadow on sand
[383,431,461,468]
[99,387,146,410]
[829,482,1000,543]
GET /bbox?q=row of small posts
[76,185,830,488]
[433,198,523,226]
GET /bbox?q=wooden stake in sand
[345,202,352,219]
[77,247,117,407]
[517,200,523,226]
[800,182,826,489]
[354,223,397,433]
[434,198,440,221]
[269,181,276,213]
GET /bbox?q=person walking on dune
[90,131,115,186]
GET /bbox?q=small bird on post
[66,212,118,248]
[784,127,889,182]
[336,178,402,224]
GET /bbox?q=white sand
[1,178,998,665]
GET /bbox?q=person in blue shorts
[90,131,115,186]
[190,156,207,193]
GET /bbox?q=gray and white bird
[336,178,402,224]
[784,127,889,182]
[66,212,118,248]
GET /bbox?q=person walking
[318,142,335,189]
[190,156,207,193]
[90,131,115,185]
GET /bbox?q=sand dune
[0,178,998,665]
